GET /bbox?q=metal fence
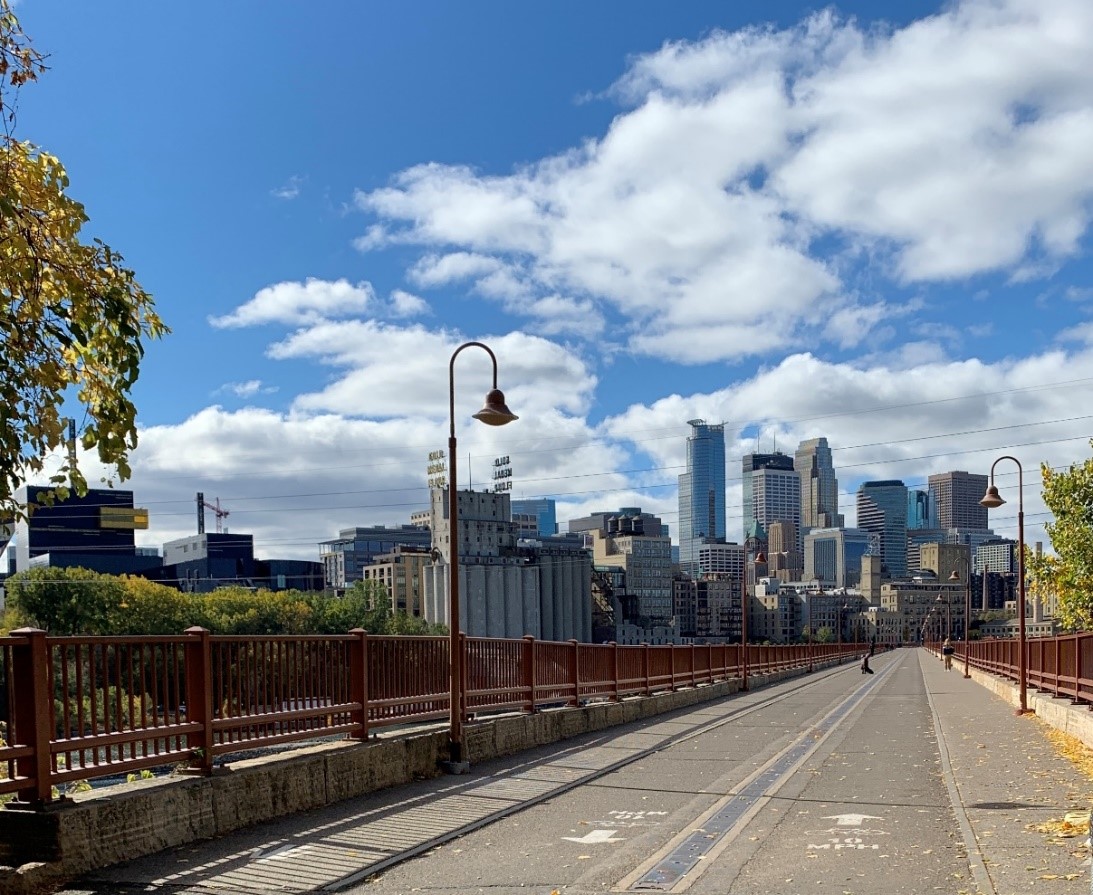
[1,626,855,805]
[953,632,1093,704]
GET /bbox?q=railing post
[612,642,620,703]
[523,635,537,713]
[569,639,580,707]
[1074,634,1083,706]
[349,628,369,740]
[184,626,215,774]
[643,642,651,696]
[460,632,469,721]
[690,644,697,688]
[10,628,53,805]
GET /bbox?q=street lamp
[980,457,1029,715]
[936,592,951,640]
[740,538,765,692]
[444,341,518,771]
[950,569,971,678]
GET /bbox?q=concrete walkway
[924,650,1093,893]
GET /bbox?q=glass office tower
[678,420,726,576]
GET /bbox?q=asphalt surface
[60,647,1093,895]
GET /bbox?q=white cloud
[271,175,305,200]
[389,290,430,318]
[350,0,1093,364]
[773,0,1093,281]
[1056,321,1093,344]
[209,278,376,328]
[216,380,278,398]
[268,323,596,422]
[409,252,507,287]
[352,224,389,252]
[523,295,605,337]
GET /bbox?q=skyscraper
[678,420,726,576]
[907,489,936,530]
[856,480,909,578]
[794,437,843,531]
[742,452,796,541]
[747,462,801,548]
[510,497,557,538]
[803,526,871,589]
[928,471,989,530]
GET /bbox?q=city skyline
[8,434,1019,575]
[5,0,1091,562]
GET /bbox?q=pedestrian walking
[942,637,954,671]
[861,655,874,674]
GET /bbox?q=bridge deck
[60,648,1093,894]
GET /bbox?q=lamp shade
[979,485,1005,509]
[472,389,518,426]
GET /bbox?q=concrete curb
[969,664,1093,747]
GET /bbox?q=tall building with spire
[794,437,843,532]
[678,420,726,576]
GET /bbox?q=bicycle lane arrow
[563,829,626,844]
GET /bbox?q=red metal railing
[0,626,858,805]
[945,633,1093,706]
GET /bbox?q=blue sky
[9,0,1093,561]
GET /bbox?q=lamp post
[980,457,1029,715]
[950,569,971,678]
[444,341,518,771]
[740,538,765,692]
[807,579,819,671]
[936,592,951,640]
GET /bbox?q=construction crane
[196,491,230,534]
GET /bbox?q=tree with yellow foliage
[0,1,166,513]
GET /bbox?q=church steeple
[744,516,766,543]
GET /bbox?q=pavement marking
[603,810,669,826]
[806,836,881,851]
[805,814,889,847]
[252,843,316,863]
[617,659,899,892]
[824,812,881,826]
[563,829,627,844]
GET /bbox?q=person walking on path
[861,654,874,674]
[942,637,954,671]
